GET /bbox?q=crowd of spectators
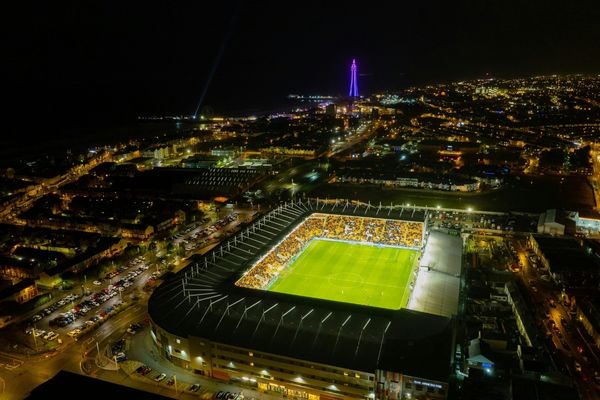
[236,214,423,290]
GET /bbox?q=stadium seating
[236,214,423,290]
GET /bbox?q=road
[515,239,600,400]
[327,120,378,158]
[590,142,600,212]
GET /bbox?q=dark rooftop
[534,236,600,273]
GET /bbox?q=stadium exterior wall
[149,319,449,400]
[149,320,374,399]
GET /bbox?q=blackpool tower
[348,59,358,97]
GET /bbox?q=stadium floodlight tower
[349,59,359,98]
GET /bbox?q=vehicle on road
[136,365,152,375]
[574,361,582,373]
[127,322,143,334]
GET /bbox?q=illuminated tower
[348,59,358,97]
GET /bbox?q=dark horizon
[6,0,600,142]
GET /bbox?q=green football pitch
[268,239,418,310]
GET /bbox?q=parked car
[154,373,167,382]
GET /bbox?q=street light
[31,326,39,351]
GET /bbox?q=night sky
[7,0,600,141]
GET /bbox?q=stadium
[148,199,462,400]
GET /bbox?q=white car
[93,280,102,286]
[67,329,81,337]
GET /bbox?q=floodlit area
[408,230,462,318]
[268,238,419,310]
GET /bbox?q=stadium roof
[149,199,452,381]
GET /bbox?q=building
[0,278,38,304]
[325,104,337,117]
[149,200,453,400]
[466,338,495,373]
[505,281,538,348]
[529,235,600,287]
[211,147,240,158]
[537,209,575,236]
[576,297,600,349]
[335,170,480,192]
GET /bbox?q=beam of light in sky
[193,1,243,118]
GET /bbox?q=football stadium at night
[148,199,461,400]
